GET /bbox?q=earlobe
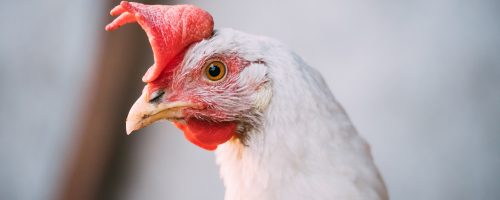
[237,63,272,111]
[252,82,273,112]
[236,63,268,87]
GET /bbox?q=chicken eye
[204,60,226,81]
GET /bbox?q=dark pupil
[208,64,221,77]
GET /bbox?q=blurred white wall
[122,0,500,200]
[0,0,102,199]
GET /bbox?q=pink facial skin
[161,56,250,151]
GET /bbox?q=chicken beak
[125,91,195,135]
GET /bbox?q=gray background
[1,0,499,199]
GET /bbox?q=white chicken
[106,1,388,199]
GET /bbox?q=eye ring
[204,60,227,81]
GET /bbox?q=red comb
[105,1,214,83]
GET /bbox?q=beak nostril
[148,90,165,103]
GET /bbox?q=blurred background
[1,0,499,199]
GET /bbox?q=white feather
[185,29,388,200]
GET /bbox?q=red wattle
[174,120,236,151]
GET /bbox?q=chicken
[106,1,388,199]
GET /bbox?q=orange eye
[204,60,226,81]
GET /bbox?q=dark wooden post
[57,1,163,199]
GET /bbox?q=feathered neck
[215,52,387,200]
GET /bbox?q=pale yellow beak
[125,91,196,135]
